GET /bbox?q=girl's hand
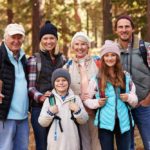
[49,105,59,114]
[120,93,128,102]
[69,101,80,112]
[98,97,107,107]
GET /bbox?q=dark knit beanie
[39,20,58,40]
[51,68,71,88]
[115,15,135,30]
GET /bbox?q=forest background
[0,0,149,58]
[0,0,149,149]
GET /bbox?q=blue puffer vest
[94,73,133,134]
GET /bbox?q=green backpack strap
[49,94,56,106]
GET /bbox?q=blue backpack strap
[65,59,73,69]
[92,55,101,68]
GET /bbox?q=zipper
[114,86,118,129]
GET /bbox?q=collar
[4,43,25,60]
[117,35,140,52]
[73,54,91,63]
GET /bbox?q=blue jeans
[31,107,49,150]
[131,106,150,150]
[99,129,131,150]
[0,118,29,150]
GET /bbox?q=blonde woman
[28,21,66,150]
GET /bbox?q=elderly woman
[28,21,66,150]
[63,32,101,150]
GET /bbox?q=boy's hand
[98,97,107,107]
[69,101,80,112]
[120,93,128,102]
[49,105,59,114]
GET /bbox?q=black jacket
[0,42,28,120]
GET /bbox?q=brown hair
[114,15,135,30]
[100,55,125,92]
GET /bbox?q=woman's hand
[120,93,128,102]
[0,93,4,104]
[81,92,90,101]
[39,91,51,103]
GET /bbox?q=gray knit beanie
[100,40,120,58]
[51,68,71,87]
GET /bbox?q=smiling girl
[82,40,138,150]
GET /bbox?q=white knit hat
[71,32,91,48]
[100,40,120,58]
[4,23,25,38]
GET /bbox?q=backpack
[48,94,83,150]
[139,40,150,69]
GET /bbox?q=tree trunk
[73,0,81,31]
[32,0,41,54]
[102,0,112,43]
[145,0,150,42]
[7,0,13,24]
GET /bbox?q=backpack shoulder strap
[92,55,101,68]
[34,53,41,80]
[49,94,56,106]
[139,40,149,68]
[97,77,105,98]
[65,59,73,69]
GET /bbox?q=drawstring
[54,116,63,132]
[49,115,63,141]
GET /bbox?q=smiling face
[103,52,117,67]
[54,77,69,96]
[41,34,57,52]
[115,19,134,42]
[5,34,24,55]
[72,39,89,58]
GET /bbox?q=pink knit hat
[100,40,120,58]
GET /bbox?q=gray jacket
[118,38,150,101]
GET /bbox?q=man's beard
[120,37,130,42]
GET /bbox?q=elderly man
[0,23,29,150]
